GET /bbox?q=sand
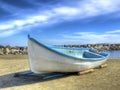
[0,55,120,90]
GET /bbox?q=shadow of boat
[0,70,76,89]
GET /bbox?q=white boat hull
[28,37,109,74]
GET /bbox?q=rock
[4,47,10,55]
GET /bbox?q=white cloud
[1,0,120,37]
[106,30,120,33]
[60,30,120,44]
[0,24,14,30]
[0,14,50,37]
[53,7,79,16]
[0,30,16,37]
[78,0,120,18]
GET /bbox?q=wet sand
[0,55,120,90]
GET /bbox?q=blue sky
[0,0,120,46]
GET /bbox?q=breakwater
[0,45,27,55]
[0,44,120,55]
[63,44,120,51]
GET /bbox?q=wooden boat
[28,36,109,74]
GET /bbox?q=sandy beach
[0,55,120,90]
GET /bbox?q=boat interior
[51,46,108,59]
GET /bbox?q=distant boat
[28,36,109,74]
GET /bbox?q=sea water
[108,50,120,58]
